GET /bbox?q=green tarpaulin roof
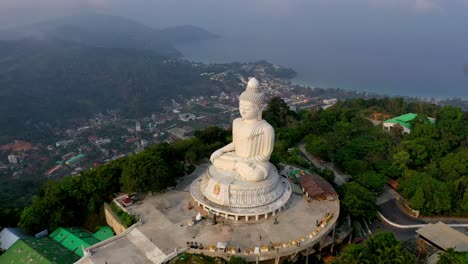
[93,226,114,241]
[49,227,100,257]
[0,237,79,264]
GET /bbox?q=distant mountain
[159,25,219,44]
[0,38,219,144]
[0,13,219,57]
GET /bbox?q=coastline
[176,43,468,100]
[290,77,468,101]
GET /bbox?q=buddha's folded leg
[234,162,268,182]
[213,155,237,171]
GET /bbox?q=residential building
[382,113,435,134]
[65,154,86,166]
[7,154,18,164]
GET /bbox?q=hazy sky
[1,0,467,97]
[2,0,468,31]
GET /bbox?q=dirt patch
[0,140,37,152]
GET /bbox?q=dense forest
[310,101,466,216]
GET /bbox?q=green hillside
[0,39,219,144]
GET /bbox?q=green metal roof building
[0,237,79,264]
[65,154,85,166]
[383,113,435,134]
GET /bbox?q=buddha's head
[239,77,264,121]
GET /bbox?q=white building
[7,154,18,164]
[323,98,337,105]
[55,139,74,148]
[95,138,112,145]
[179,113,196,122]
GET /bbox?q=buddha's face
[239,100,260,120]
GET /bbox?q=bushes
[109,202,137,228]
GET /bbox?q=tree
[410,187,425,210]
[304,134,332,161]
[354,171,386,193]
[399,172,451,215]
[263,97,297,128]
[229,256,248,264]
[332,244,368,264]
[393,150,411,171]
[340,182,377,219]
[437,248,468,264]
[194,126,228,145]
[19,197,49,234]
[334,232,417,264]
[120,152,173,193]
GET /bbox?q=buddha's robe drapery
[232,118,274,164]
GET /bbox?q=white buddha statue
[209,77,274,182]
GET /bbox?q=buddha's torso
[233,118,258,158]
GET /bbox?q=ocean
[176,37,468,99]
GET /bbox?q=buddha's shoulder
[260,120,274,132]
[233,118,273,130]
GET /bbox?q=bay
[177,36,468,99]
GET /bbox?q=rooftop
[92,226,114,242]
[50,227,100,257]
[299,173,337,199]
[384,113,418,129]
[65,154,85,165]
[0,237,80,264]
[416,221,468,252]
[383,113,436,130]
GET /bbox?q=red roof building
[299,173,337,201]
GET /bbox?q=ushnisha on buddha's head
[239,78,264,121]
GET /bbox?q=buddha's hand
[234,161,255,171]
[210,149,224,163]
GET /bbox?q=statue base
[190,164,292,222]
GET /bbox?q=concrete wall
[104,203,127,235]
